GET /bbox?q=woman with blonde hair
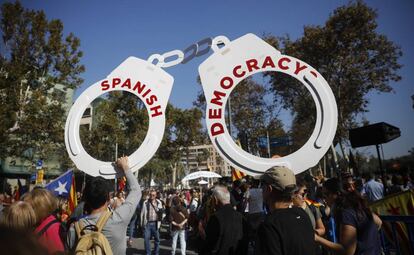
[23,188,64,254]
[1,201,36,230]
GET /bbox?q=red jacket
[35,215,64,254]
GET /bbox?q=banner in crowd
[45,169,77,213]
[65,33,338,179]
[370,190,414,254]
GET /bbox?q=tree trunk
[338,138,349,169]
[330,143,339,177]
[171,163,177,188]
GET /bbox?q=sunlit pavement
[126,237,198,255]
[126,224,198,255]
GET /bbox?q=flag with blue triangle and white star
[45,169,73,198]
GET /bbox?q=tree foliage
[81,92,205,186]
[194,77,286,156]
[0,1,84,163]
[265,1,402,148]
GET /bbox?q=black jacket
[201,204,248,255]
[255,207,316,255]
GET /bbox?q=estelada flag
[45,170,77,214]
[370,190,414,254]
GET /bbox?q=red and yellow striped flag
[232,168,246,181]
[68,174,77,214]
[370,190,414,254]
[231,139,247,181]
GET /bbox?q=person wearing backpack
[140,189,164,255]
[66,156,141,255]
[23,188,65,254]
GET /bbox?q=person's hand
[116,156,129,173]
[314,233,321,243]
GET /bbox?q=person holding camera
[140,189,164,255]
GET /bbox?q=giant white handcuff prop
[65,33,337,179]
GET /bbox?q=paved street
[126,224,198,255]
[126,237,198,255]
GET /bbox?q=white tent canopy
[181,171,222,183]
[197,179,209,185]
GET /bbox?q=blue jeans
[144,222,160,255]
[128,212,137,238]
[171,229,186,255]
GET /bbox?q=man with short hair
[140,189,163,255]
[255,166,315,255]
[201,185,248,255]
[67,156,141,255]
[362,173,384,202]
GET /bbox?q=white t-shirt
[248,188,264,214]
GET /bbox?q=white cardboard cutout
[65,57,173,179]
[199,33,338,176]
[65,33,337,179]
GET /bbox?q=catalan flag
[232,168,246,181]
[68,173,77,214]
[45,169,77,214]
[370,190,414,254]
[232,139,247,181]
[305,198,323,207]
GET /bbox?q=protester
[189,190,200,233]
[315,178,382,255]
[66,156,141,255]
[200,185,248,255]
[292,179,325,236]
[388,174,406,195]
[362,173,384,202]
[0,201,36,231]
[23,188,64,254]
[127,200,140,247]
[246,178,264,246]
[231,180,245,212]
[170,196,189,255]
[196,188,215,246]
[140,189,164,255]
[110,191,125,210]
[56,197,69,223]
[255,166,315,255]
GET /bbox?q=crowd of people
[0,155,413,255]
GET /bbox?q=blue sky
[19,0,414,159]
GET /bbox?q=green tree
[81,91,149,162]
[0,2,84,164]
[194,77,286,157]
[264,1,402,161]
[81,95,205,187]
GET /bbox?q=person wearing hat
[254,166,316,255]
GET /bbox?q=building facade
[180,144,232,177]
